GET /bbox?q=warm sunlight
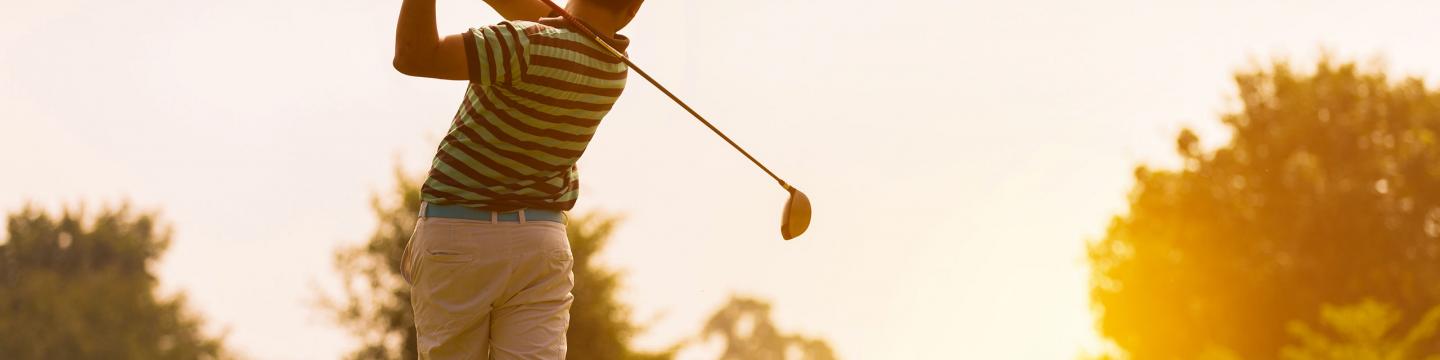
[5,0,1440,359]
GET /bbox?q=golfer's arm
[393,0,468,80]
[484,0,550,21]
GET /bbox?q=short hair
[581,0,644,12]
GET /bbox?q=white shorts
[403,214,574,359]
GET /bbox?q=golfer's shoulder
[475,20,558,41]
[490,20,567,39]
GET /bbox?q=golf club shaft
[536,0,791,190]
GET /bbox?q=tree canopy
[1089,59,1440,358]
[702,295,837,360]
[0,204,229,359]
[326,169,673,360]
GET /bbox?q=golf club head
[781,187,811,240]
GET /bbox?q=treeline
[0,205,229,359]
[1089,59,1440,359]
[0,173,837,359]
[324,170,838,360]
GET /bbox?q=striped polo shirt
[421,19,629,211]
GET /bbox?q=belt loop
[489,210,498,224]
[518,209,528,224]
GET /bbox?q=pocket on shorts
[401,218,423,284]
[425,248,475,264]
[417,218,479,264]
[546,226,573,271]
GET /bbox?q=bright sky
[5,0,1440,358]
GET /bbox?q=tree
[326,169,421,360]
[701,295,837,360]
[563,213,676,360]
[1281,298,1440,360]
[1089,58,1440,358]
[326,168,672,359]
[0,204,229,359]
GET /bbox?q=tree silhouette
[701,295,837,360]
[1089,58,1440,358]
[1281,298,1440,360]
[0,204,229,359]
[563,213,677,360]
[325,168,671,359]
[326,168,422,360]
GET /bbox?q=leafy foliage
[0,204,228,359]
[325,168,672,359]
[564,213,677,360]
[702,295,837,360]
[1089,58,1440,358]
[326,167,421,360]
[1281,299,1440,360]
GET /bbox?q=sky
[4,0,1440,358]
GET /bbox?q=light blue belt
[419,202,567,224]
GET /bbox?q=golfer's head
[571,0,644,30]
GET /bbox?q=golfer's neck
[564,4,622,37]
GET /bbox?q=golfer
[392,0,642,357]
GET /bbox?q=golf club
[537,0,811,240]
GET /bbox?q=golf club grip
[533,0,790,189]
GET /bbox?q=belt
[419,202,567,224]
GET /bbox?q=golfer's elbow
[393,55,423,77]
[392,37,465,80]
[392,43,431,76]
